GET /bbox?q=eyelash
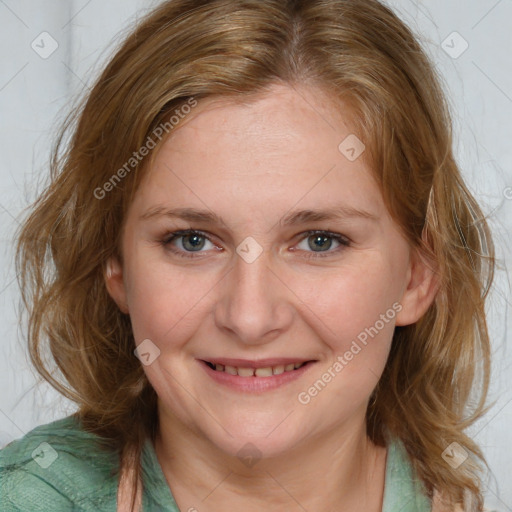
[160,229,351,260]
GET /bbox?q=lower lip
[198,360,316,392]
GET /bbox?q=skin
[106,83,438,512]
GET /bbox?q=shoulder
[0,415,119,511]
[387,440,499,512]
[383,438,431,511]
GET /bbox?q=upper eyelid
[162,230,219,251]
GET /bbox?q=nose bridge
[214,247,292,345]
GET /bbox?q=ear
[104,256,130,314]
[395,246,440,327]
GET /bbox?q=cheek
[293,262,401,414]
[294,257,402,343]
[123,253,218,347]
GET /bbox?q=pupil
[309,235,331,252]
[184,234,205,251]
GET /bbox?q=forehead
[167,83,355,151]
[131,83,384,224]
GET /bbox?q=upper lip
[200,357,315,368]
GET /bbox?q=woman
[0,1,495,510]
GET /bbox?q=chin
[200,415,308,463]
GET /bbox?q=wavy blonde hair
[17,0,495,510]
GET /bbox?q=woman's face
[107,83,435,459]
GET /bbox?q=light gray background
[0,0,510,508]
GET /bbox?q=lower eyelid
[297,235,350,257]
[166,232,216,249]
[298,232,350,246]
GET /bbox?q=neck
[154,407,387,512]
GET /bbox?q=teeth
[255,367,273,377]
[272,365,284,375]
[209,361,307,377]
[238,367,255,377]
[225,365,237,375]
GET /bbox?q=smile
[198,358,317,392]
[204,361,308,377]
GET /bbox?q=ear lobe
[395,248,440,327]
[104,257,129,314]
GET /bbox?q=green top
[0,415,431,511]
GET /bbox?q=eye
[295,230,351,259]
[160,229,351,260]
[161,230,217,258]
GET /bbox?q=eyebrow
[140,205,379,226]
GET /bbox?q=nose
[213,247,294,347]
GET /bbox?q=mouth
[198,357,317,392]
[202,360,311,377]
